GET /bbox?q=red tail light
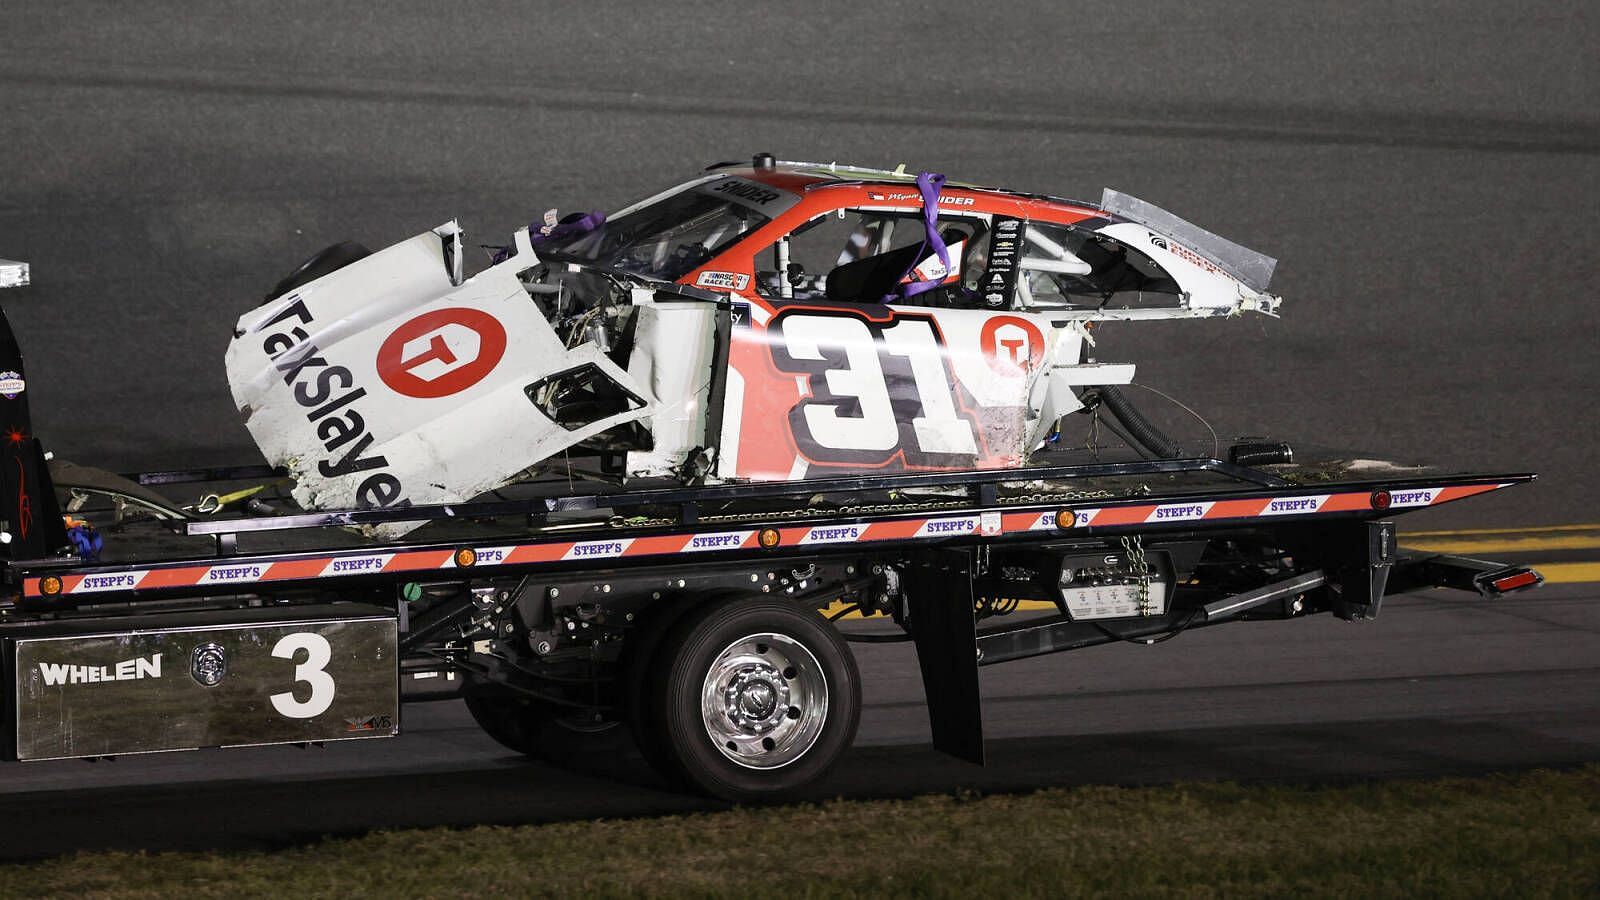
[1489,570,1540,593]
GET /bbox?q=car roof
[703,157,1104,214]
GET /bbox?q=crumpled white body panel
[226,225,652,536]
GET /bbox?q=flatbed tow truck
[0,168,1545,800]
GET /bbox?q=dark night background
[2,1,1595,526]
[0,1,1596,856]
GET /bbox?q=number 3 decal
[771,309,979,467]
[270,632,336,719]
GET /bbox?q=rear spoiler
[1100,190,1278,293]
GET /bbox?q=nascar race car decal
[717,301,1069,480]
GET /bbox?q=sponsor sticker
[979,315,1046,375]
[1387,488,1438,508]
[695,271,751,292]
[702,178,798,216]
[1261,496,1329,516]
[801,524,863,545]
[467,546,513,566]
[915,517,977,538]
[1147,502,1214,523]
[563,539,634,560]
[376,308,508,400]
[683,531,754,552]
[37,653,163,686]
[865,190,975,206]
[199,563,268,584]
[74,571,148,593]
[321,554,395,576]
[0,370,24,400]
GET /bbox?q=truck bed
[16,449,1529,607]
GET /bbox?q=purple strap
[529,210,606,246]
[494,210,608,262]
[887,171,951,302]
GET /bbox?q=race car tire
[639,595,860,802]
[265,240,371,302]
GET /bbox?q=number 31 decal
[771,310,980,467]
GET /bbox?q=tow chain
[605,487,1119,530]
[1119,534,1153,615]
[608,499,967,529]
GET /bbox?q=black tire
[461,689,554,757]
[265,240,371,301]
[638,595,860,802]
[621,592,706,782]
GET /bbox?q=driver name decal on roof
[866,190,976,206]
[701,178,799,216]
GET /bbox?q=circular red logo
[376,308,508,399]
[979,315,1046,375]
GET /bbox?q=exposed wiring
[1125,382,1219,459]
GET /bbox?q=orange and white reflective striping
[22,483,1513,599]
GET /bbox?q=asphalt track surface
[0,1,1597,859]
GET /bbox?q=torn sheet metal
[1100,189,1277,293]
[226,224,653,536]
[622,299,718,478]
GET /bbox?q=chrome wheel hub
[701,632,828,770]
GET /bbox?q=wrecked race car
[4,161,1542,800]
[226,155,1282,532]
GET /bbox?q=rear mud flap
[905,549,984,765]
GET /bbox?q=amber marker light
[454,547,478,568]
[758,528,781,549]
[40,575,62,596]
[1055,509,1076,530]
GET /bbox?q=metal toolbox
[6,604,397,761]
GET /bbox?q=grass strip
[3,766,1597,898]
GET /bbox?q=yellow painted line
[1403,523,1600,538]
[1402,535,1600,554]
[1530,562,1600,585]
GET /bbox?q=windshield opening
[539,185,773,282]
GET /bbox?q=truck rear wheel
[638,595,860,801]
[462,690,552,757]
[464,688,625,760]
